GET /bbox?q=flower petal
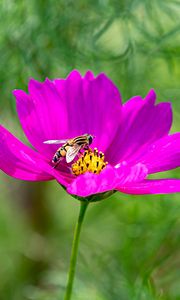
[140,133,180,173]
[14,71,122,157]
[0,125,53,181]
[115,162,148,184]
[106,90,172,165]
[118,179,180,194]
[84,70,95,80]
[54,70,122,151]
[67,163,147,197]
[67,166,117,197]
[13,79,68,159]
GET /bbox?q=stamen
[72,148,108,176]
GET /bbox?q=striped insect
[43,134,93,166]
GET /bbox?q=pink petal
[67,166,117,197]
[118,179,180,194]
[14,71,122,157]
[0,125,53,181]
[106,90,172,165]
[67,163,147,197]
[54,70,122,151]
[13,79,68,159]
[140,133,180,173]
[115,162,148,184]
[84,70,94,80]
[52,166,74,186]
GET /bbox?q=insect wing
[66,145,81,163]
[43,139,67,144]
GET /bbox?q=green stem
[63,201,89,300]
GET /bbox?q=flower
[0,70,180,200]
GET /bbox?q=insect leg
[84,145,89,150]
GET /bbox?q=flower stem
[63,201,89,300]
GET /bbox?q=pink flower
[0,71,179,199]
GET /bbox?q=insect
[43,134,93,166]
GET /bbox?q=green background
[0,1,179,299]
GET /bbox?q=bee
[43,134,93,166]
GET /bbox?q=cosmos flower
[0,70,179,200]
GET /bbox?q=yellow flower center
[72,148,108,176]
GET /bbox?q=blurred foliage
[0,0,180,299]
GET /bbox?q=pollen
[72,148,108,176]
